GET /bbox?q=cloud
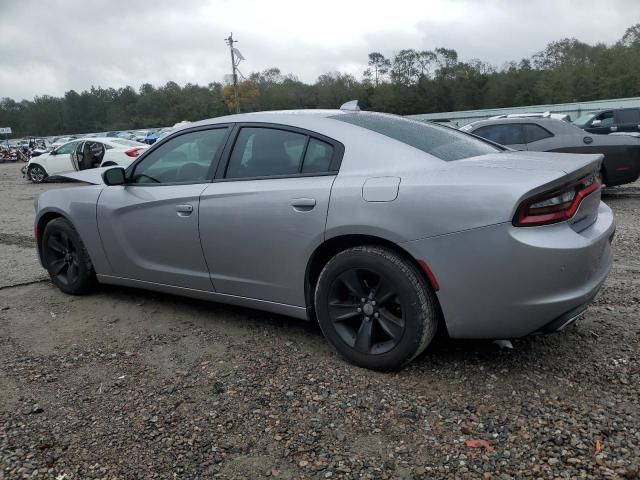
[0,0,637,100]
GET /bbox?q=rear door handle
[176,204,194,217]
[291,197,316,211]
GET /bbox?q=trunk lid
[460,151,604,231]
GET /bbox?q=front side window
[226,127,307,179]
[474,124,525,145]
[572,113,596,128]
[331,113,501,161]
[55,140,81,155]
[596,111,614,127]
[130,128,228,184]
[523,124,553,143]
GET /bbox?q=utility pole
[225,33,241,113]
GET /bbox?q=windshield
[572,113,596,128]
[331,113,502,161]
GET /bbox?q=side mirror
[103,166,126,186]
[591,119,602,127]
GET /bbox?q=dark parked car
[573,108,640,135]
[461,117,640,187]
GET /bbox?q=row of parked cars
[459,107,640,187]
[22,122,191,183]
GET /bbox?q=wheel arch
[27,162,48,174]
[304,233,443,325]
[35,210,70,259]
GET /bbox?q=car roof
[465,117,581,135]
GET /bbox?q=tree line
[2,24,640,137]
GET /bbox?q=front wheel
[314,246,438,370]
[27,165,47,183]
[42,218,96,295]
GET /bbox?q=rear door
[97,126,230,290]
[613,109,640,133]
[199,124,343,306]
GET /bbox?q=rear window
[112,139,145,147]
[330,113,501,161]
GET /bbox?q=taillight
[514,173,601,227]
[125,147,144,157]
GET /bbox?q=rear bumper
[403,201,615,339]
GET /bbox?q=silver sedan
[34,109,615,370]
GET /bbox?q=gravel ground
[0,161,639,479]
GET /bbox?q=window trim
[214,122,345,182]
[124,124,233,186]
[522,123,554,144]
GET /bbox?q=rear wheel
[314,246,438,370]
[42,218,96,295]
[27,165,47,183]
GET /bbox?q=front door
[97,126,230,290]
[47,140,80,174]
[199,126,340,306]
[586,111,614,134]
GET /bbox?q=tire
[600,166,609,187]
[101,161,117,167]
[41,218,96,295]
[27,164,47,183]
[314,245,438,371]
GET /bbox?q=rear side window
[331,113,500,161]
[226,127,307,178]
[474,124,525,145]
[614,109,640,124]
[302,139,334,173]
[522,124,553,143]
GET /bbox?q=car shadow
[95,283,600,377]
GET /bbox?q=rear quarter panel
[326,152,565,244]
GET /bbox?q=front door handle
[291,198,316,211]
[176,204,194,217]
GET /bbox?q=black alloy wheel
[328,267,405,355]
[42,218,96,295]
[315,245,438,370]
[45,230,80,286]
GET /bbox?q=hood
[54,167,110,185]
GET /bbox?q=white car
[26,137,148,183]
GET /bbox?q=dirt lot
[0,160,639,479]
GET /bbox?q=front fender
[36,185,112,275]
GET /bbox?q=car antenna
[340,100,360,112]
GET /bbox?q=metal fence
[406,96,640,126]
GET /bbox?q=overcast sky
[1,0,638,100]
